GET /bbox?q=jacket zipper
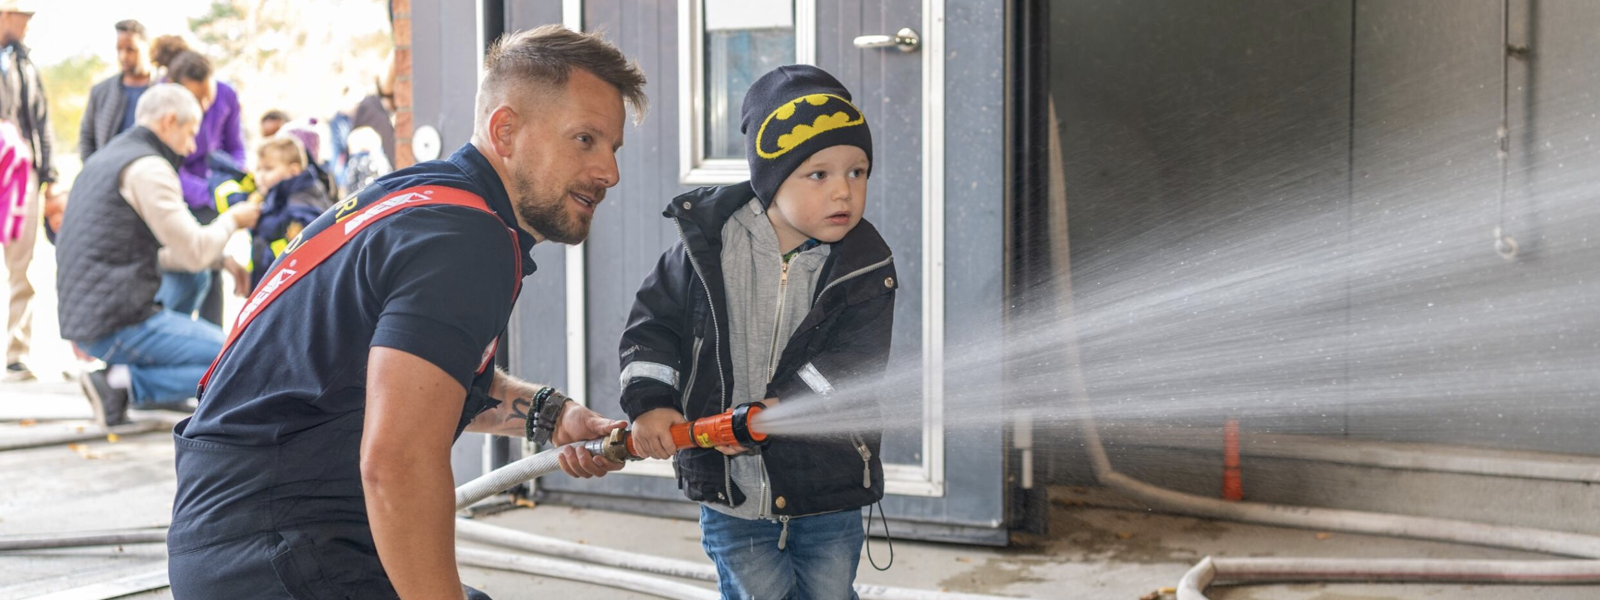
[672,217,733,505]
[759,258,790,520]
[767,260,790,381]
[778,515,791,550]
[855,434,873,489]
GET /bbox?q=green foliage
[189,0,250,63]
[180,0,393,139]
[41,54,109,158]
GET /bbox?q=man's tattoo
[508,397,532,422]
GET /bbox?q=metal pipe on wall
[1043,91,1600,597]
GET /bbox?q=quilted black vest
[56,126,184,342]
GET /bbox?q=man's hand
[222,256,251,297]
[468,369,626,478]
[713,398,779,456]
[551,402,626,478]
[42,185,67,234]
[632,407,686,460]
[229,200,262,229]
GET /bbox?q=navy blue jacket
[620,183,895,516]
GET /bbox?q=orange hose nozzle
[618,403,768,460]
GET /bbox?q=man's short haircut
[115,19,146,38]
[257,137,306,168]
[260,109,289,124]
[477,24,648,129]
[135,83,202,127]
[167,50,212,85]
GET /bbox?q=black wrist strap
[526,387,565,447]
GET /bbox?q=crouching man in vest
[165,26,646,600]
[56,83,259,426]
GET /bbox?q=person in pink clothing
[0,1,59,382]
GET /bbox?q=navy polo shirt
[182,145,538,444]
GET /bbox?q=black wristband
[526,387,566,447]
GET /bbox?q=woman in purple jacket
[158,49,244,322]
[166,50,244,212]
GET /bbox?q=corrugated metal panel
[1052,0,1354,444]
[1347,0,1600,454]
[1049,0,1600,457]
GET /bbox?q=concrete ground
[4,382,1598,600]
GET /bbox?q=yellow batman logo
[755,93,865,160]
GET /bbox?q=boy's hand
[632,408,686,460]
[713,398,779,456]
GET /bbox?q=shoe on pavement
[79,369,131,429]
[4,362,35,382]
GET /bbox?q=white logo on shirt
[343,190,434,235]
[239,267,297,323]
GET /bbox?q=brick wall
[391,0,415,168]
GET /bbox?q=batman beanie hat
[741,65,873,206]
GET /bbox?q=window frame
[678,0,817,185]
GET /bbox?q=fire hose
[454,403,766,509]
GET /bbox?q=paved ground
[4,381,1598,600]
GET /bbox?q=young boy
[620,65,896,599]
[248,137,335,287]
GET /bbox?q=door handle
[852,27,920,53]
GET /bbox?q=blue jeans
[156,270,213,317]
[700,506,864,600]
[80,311,223,405]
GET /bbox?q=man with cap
[0,0,57,383]
[620,64,896,599]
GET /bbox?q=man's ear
[486,104,519,159]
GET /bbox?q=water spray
[581,403,768,463]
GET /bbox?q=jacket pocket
[675,447,743,506]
